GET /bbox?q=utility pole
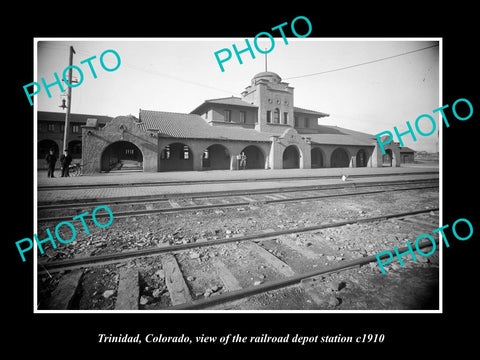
[62,46,75,153]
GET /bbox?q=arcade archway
[383,149,393,167]
[356,149,367,167]
[311,147,324,168]
[202,144,230,170]
[101,141,143,172]
[241,145,265,169]
[283,145,300,169]
[331,148,350,168]
[38,139,59,159]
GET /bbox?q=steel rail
[38,207,439,272]
[37,171,439,191]
[168,238,439,310]
[37,183,438,223]
[37,178,439,209]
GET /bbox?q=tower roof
[252,71,282,84]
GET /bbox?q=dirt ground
[37,188,440,311]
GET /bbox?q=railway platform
[37,166,439,204]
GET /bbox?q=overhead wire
[38,43,237,95]
[283,44,439,80]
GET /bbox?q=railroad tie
[161,254,193,305]
[115,267,140,310]
[43,269,83,310]
[242,241,295,277]
[277,237,319,260]
[210,259,242,291]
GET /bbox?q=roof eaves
[294,106,329,117]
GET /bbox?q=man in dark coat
[60,149,73,177]
[45,149,57,178]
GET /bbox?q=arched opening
[159,142,193,172]
[101,141,143,172]
[38,139,59,159]
[383,149,393,167]
[241,145,265,169]
[356,149,367,167]
[68,140,82,159]
[273,108,280,124]
[311,147,324,168]
[331,148,350,168]
[202,144,230,170]
[283,145,300,169]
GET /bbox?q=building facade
[39,71,406,173]
[37,111,111,169]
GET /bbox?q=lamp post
[62,46,75,153]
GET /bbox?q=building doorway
[241,145,265,169]
[383,149,393,167]
[331,148,350,168]
[202,144,230,170]
[311,147,324,168]
[356,149,367,167]
[283,145,300,169]
[38,139,59,159]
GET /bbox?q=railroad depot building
[38,71,410,173]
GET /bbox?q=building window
[224,110,232,122]
[125,148,135,155]
[183,145,190,160]
[205,111,208,119]
[304,118,309,128]
[283,112,288,125]
[294,116,299,127]
[240,111,246,123]
[273,108,280,123]
[266,110,271,123]
[48,123,55,132]
[72,124,80,133]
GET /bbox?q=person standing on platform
[60,149,72,177]
[45,148,57,178]
[240,152,247,170]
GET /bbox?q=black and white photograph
[6,5,478,355]
[33,38,441,313]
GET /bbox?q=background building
[39,71,408,173]
[37,111,111,169]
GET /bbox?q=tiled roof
[37,111,112,124]
[191,98,329,119]
[205,97,257,107]
[191,97,257,114]
[308,125,377,146]
[139,109,271,142]
[294,106,329,117]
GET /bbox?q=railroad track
[37,178,438,222]
[37,170,439,192]
[37,208,440,311]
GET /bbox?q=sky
[35,38,440,152]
